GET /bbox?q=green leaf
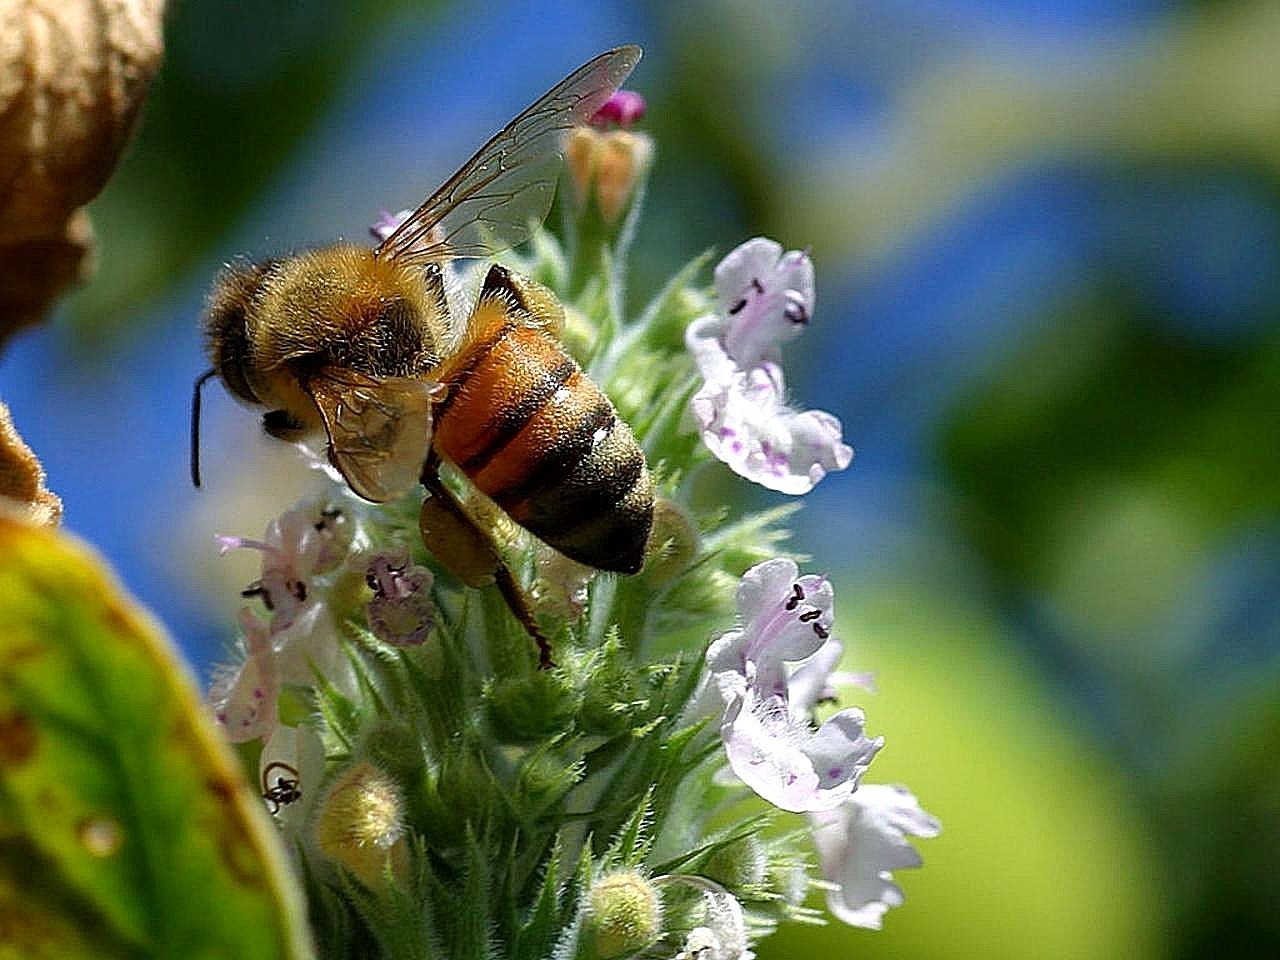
[633,247,715,354]
[0,515,313,960]
[606,787,655,868]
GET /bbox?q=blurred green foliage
[0,517,311,959]
[940,279,1280,617]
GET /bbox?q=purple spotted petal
[721,690,882,813]
[210,609,280,743]
[691,362,852,495]
[713,237,814,369]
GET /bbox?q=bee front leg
[418,459,555,669]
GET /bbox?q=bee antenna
[191,367,217,488]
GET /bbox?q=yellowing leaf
[0,514,313,960]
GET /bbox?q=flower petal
[787,639,844,714]
[272,602,349,689]
[722,693,821,812]
[806,708,881,792]
[713,238,813,368]
[692,363,851,495]
[722,691,881,813]
[210,609,279,743]
[685,314,740,389]
[810,784,941,929]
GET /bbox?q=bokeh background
[4,1,1278,957]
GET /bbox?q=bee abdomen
[504,412,653,574]
[435,324,654,574]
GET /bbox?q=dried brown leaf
[0,0,166,346]
[0,401,61,525]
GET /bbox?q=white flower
[721,689,880,813]
[663,877,755,960]
[210,496,357,741]
[704,559,883,813]
[686,239,852,495]
[810,784,941,929]
[210,608,279,743]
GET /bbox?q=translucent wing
[305,369,445,503]
[375,45,641,266]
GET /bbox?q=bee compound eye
[262,409,305,440]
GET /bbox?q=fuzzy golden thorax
[203,244,446,438]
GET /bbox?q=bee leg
[418,462,555,670]
[480,264,565,338]
[493,564,556,671]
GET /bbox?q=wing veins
[374,45,640,266]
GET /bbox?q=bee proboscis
[193,47,652,665]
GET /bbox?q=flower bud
[485,670,577,742]
[565,127,654,225]
[313,761,409,887]
[590,90,647,129]
[643,498,700,585]
[588,870,663,959]
[702,835,767,890]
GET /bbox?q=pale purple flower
[211,497,358,740]
[210,608,280,743]
[721,689,880,813]
[705,557,834,703]
[216,498,354,632]
[810,784,941,929]
[688,356,852,496]
[590,89,646,128]
[686,239,852,495]
[364,547,437,647]
[705,559,883,813]
[369,208,412,243]
[712,238,814,369]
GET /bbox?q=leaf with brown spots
[0,516,313,960]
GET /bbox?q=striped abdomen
[432,280,653,574]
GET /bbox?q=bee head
[193,258,283,487]
[204,258,278,407]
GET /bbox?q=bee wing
[305,369,445,502]
[375,45,641,266]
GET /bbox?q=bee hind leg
[418,460,555,669]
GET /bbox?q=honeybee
[192,47,652,661]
